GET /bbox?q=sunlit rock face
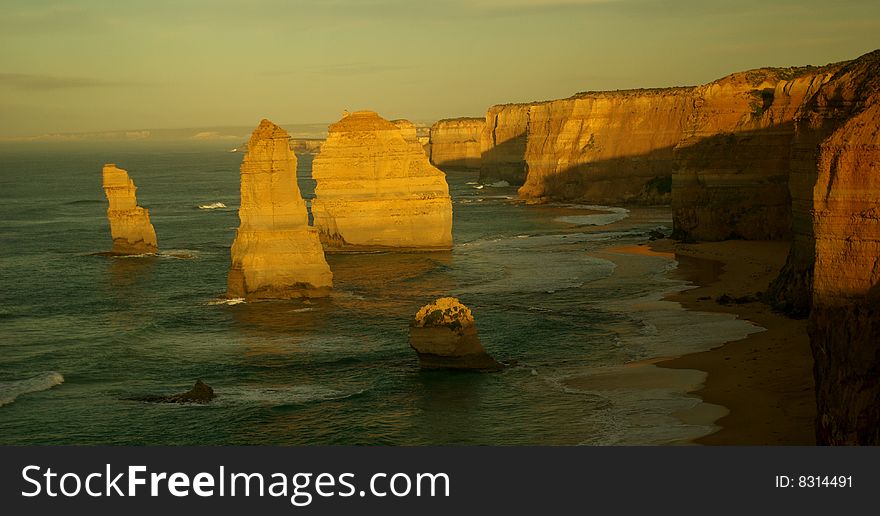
[672,66,838,241]
[797,51,880,444]
[227,119,332,300]
[391,119,418,143]
[311,110,453,251]
[520,88,694,205]
[409,297,503,371]
[429,117,484,170]
[473,63,837,241]
[102,164,158,255]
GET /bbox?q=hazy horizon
[1,0,878,138]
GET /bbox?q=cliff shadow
[479,132,528,185]
[519,122,798,241]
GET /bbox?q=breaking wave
[208,297,245,306]
[0,372,64,407]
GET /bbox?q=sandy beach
[645,239,816,445]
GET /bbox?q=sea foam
[0,372,64,407]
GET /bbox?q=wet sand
[649,240,816,445]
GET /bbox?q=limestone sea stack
[101,164,158,255]
[311,110,453,251]
[409,297,503,371]
[227,119,332,300]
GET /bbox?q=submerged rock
[128,379,216,404]
[227,119,333,300]
[409,297,503,371]
[102,164,158,255]
[311,110,453,251]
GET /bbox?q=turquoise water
[0,141,756,445]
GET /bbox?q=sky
[0,0,878,138]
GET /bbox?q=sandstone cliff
[391,119,418,143]
[520,87,694,204]
[227,119,332,300]
[101,164,158,255]
[429,117,484,170]
[673,66,837,241]
[777,50,880,444]
[311,110,453,251]
[471,64,837,241]
[409,297,503,371]
[479,104,532,184]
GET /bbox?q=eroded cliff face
[227,119,332,300]
[794,51,880,444]
[673,67,837,241]
[429,117,484,170]
[101,164,158,255]
[520,88,694,204]
[479,104,532,184]
[311,111,453,251]
[472,64,837,241]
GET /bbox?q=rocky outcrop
[311,110,453,251]
[429,117,484,170]
[409,297,503,371]
[790,50,880,444]
[128,379,216,404]
[673,66,837,241]
[101,164,158,255]
[227,119,332,300]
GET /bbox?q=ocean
[0,141,760,445]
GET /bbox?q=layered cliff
[788,51,880,444]
[479,104,532,184]
[472,63,837,241]
[101,164,158,255]
[429,117,484,170]
[311,110,453,251]
[673,66,837,241]
[227,119,332,300]
[520,87,694,204]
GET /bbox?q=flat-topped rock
[311,111,453,251]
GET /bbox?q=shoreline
[646,239,816,445]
